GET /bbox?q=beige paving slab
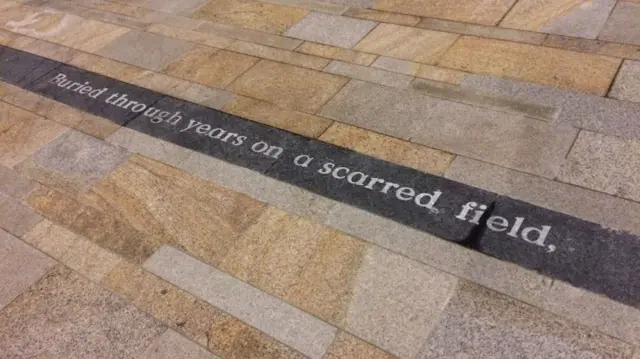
[80,8,151,28]
[419,17,545,45]
[543,34,640,59]
[0,194,44,237]
[437,36,621,96]
[296,41,378,65]
[343,7,420,26]
[598,2,640,46]
[146,23,236,49]
[0,101,68,168]
[446,156,640,235]
[15,130,130,197]
[102,261,307,358]
[139,329,220,359]
[68,52,147,83]
[227,40,330,70]
[223,95,332,137]
[132,0,210,15]
[96,29,196,71]
[2,6,84,41]
[164,46,259,88]
[0,265,166,358]
[74,114,121,139]
[144,245,338,359]
[417,281,633,359]
[81,0,153,18]
[559,130,640,202]
[610,60,640,103]
[371,57,468,84]
[373,0,517,26]
[284,12,377,48]
[324,60,414,88]
[354,23,458,64]
[0,164,39,200]
[9,35,80,62]
[320,122,454,174]
[228,59,348,113]
[501,0,584,30]
[0,229,55,309]
[0,28,20,45]
[325,331,399,359]
[51,19,131,53]
[140,10,204,29]
[195,20,302,49]
[190,0,309,34]
[106,127,193,167]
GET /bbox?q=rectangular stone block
[323,60,414,88]
[139,330,220,359]
[599,2,640,46]
[196,20,302,50]
[372,0,516,26]
[610,60,640,103]
[419,17,545,44]
[106,127,192,167]
[296,42,378,66]
[227,40,330,70]
[343,7,420,26]
[146,23,236,49]
[0,164,39,200]
[144,245,338,359]
[260,0,348,14]
[284,12,377,48]
[543,34,640,59]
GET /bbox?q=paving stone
[319,122,453,174]
[599,2,640,46]
[0,266,166,358]
[325,331,398,359]
[323,60,414,88]
[102,261,307,359]
[437,36,621,96]
[229,59,348,113]
[296,42,378,66]
[418,17,545,44]
[22,219,77,262]
[354,23,458,64]
[344,246,458,358]
[284,12,377,48]
[190,0,308,34]
[134,0,210,15]
[0,229,55,309]
[139,330,220,359]
[559,130,640,203]
[74,114,121,139]
[223,95,333,137]
[141,10,205,29]
[144,245,338,359]
[164,46,259,88]
[318,0,374,7]
[417,281,633,359]
[196,21,302,50]
[51,19,131,53]
[0,101,68,168]
[68,52,146,83]
[82,0,153,18]
[501,0,615,39]
[2,6,83,43]
[610,60,640,103]
[81,8,150,28]
[96,30,196,71]
[106,127,192,167]
[15,130,130,196]
[177,82,234,109]
[372,57,468,84]
[8,36,80,63]
[0,164,39,200]
[227,40,330,70]
[343,7,420,25]
[543,34,640,59]
[260,0,348,14]
[446,156,640,235]
[146,23,236,49]
[0,45,62,87]
[373,0,516,25]
[218,206,367,325]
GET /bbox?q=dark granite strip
[5,44,640,308]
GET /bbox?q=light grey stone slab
[197,21,302,50]
[179,152,338,221]
[344,246,458,358]
[417,281,633,359]
[599,2,640,46]
[96,30,197,71]
[0,195,43,237]
[559,130,640,203]
[0,229,55,310]
[139,330,220,359]
[0,266,166,358]
[136,0,210,15]
[315,0,373,8]
[106,128,192,168]
[445,156,640,235]
[462,74,640,141]
[0,164,39,200]
[610,60,640,104]
[323,60,414,88]
[284,12,377,48]
[540,0,616,39]
[144,245,337,359]
[371,56,419,75]
[418,17,545,45]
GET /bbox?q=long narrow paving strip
[1,0,640,357]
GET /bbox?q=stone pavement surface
[0,0,640,358]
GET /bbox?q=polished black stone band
[2,44,639,308]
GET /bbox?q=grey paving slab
[96,30,196,71]
[610,60,640,103]
[137,0,210,15]
[106,127,192,168]
[0,195,43,237]
[446,156,640,236]
[284,12,377,48]
[139,330,220,359]
[0,164,39,200]
[323,60,414,88]
[540,0,616,39]
[417,282,633,359]
[144,245,338,359]
[0,229,55,310]
[316,0,373,8]
[462,74,640,141]
[599,2,640,46]
[0,266,166,358]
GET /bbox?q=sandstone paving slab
[373,0,517,25]
[325,332,398,359]
[610,60,640,103]
[599,1,640,46]
[284,12,377,48]
[227,41,330,70]
[96,30,196,71]
[0,265,166,358]
[0,194,43,237]
[139,330,220,359]
[196,20,302,50]
[543,34,640,60]
[0,229,55,310]
[418,17,545,45]
[343,7,420,26]
[0,164,39,200]
[134,0,210,15]
[296,42,378,66]
[323,60,414,88]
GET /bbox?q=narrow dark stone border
[2,44,639,308]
